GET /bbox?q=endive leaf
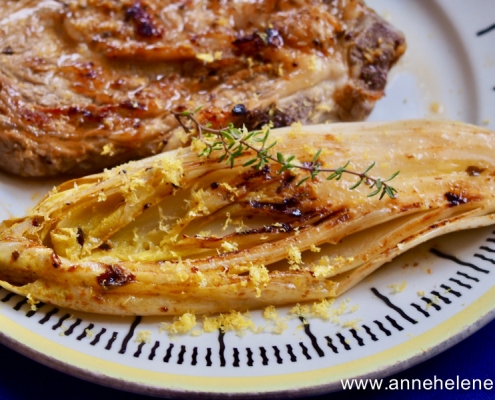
[0,120,494,315]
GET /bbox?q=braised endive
[1,119,495,316]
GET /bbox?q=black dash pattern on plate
[64,318,82,336]
[421,297,441,311]
[90,328,107,346]
[456,271,479,282]
[448,277,471,289]
[218,330,226,367]
[149,341,160,361]
[205,347,212,367]
[273,346,283,364]
[350,328,364,346]
[39,308,59,324]
[440,284,462,297]
[299,342,311,360]
[370,287,417,324]
[163,343,174,363]
[411,303,430,317]
[430,248,489,273]
[246,348,254,367]
[479,245,495,253]
[118,316,142,354]
[52,314,71,331]
[77,323,95,340]
[430,290,451,304]
[13,298,27,311]
[362,325,378,341]
[105,332,118,350]
[286,344,297,362]
[26,302,45,317]
[336,333,351,350]
[177,345,186,364]
[373,320,391,336]
[134,342,145,358]
[233,348,240,367]
[325,336,339,353]
[1,292,16,303]
[299,317,325,357]
[260,346,269,365]
[474,253,495,265]
[476,23,495,36]
[385,315,403,331]
[191,347,198,366]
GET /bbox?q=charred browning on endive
[445,192,469,207]
[466,166,485,176]
[11,251,20,262]
[1,120,495,316]
[99,243,112,251]
[76,228,85,246]
[51,253,61,268]
[97,265,136,289]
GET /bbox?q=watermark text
[341,376,493,391]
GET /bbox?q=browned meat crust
[0,0,405,177]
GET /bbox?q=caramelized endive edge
[0,283,494,397]
[334,209,495,295]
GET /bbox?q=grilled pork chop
[0,0,405,177]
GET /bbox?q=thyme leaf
[173,110,399,199]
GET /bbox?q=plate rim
[2,0,495,397]
[1,284,494,398]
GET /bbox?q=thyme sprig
[173,109,398,199]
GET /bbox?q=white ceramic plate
[1,0,495,397]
